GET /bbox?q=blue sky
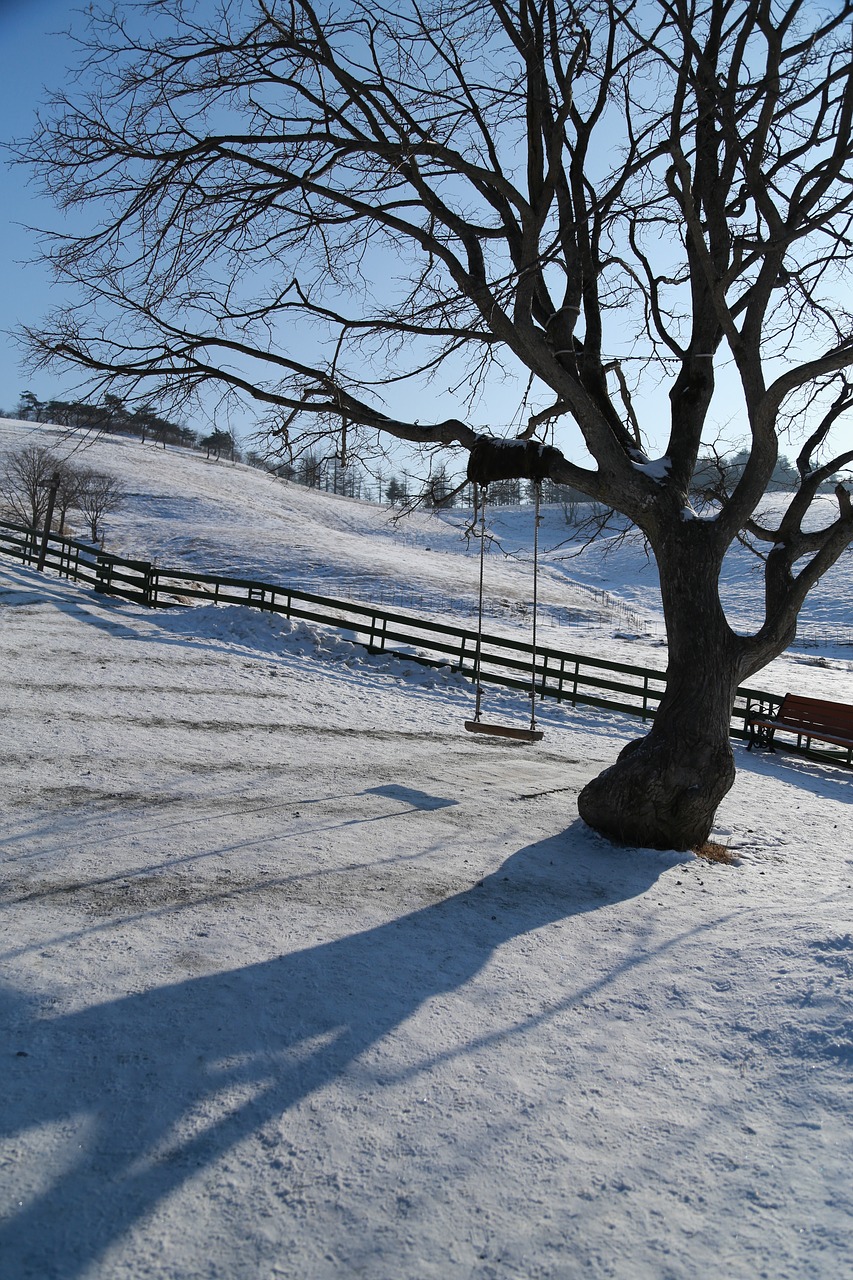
[0,0,82,414]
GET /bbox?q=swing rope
[529,480,541,733]
[471,482,488,724]
[465,480,543,743]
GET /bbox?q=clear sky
[0,1,86,413]
[0,1,71,409]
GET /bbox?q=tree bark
[577,681,737,852]
[578,528,739,851]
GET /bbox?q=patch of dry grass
[693,840,740,865]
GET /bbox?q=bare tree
[55,465,84,533]
[15,0,853,849]
[0,446,65,529]
[75,468,124,543]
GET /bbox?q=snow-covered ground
[1,420,852,1279]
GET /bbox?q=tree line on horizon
[11,390,238,460]
[9,390,834,518]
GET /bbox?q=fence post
[95,554,112,595]
[143,563,157,607]
[36,471,61,573]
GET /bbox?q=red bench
[746,692,853,765]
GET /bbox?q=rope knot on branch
[466,436,562,487]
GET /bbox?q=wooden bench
[746,692,853,766]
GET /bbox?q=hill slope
[1,416,851,701]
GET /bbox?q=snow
[1,420,852,1279]
[631,455,671,481]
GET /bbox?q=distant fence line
[0,516,847,764]
[277,572,645,635]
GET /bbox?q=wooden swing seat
[464,720,543,743]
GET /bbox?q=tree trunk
[578,532,739,851]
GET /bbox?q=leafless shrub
[75,469,124,543]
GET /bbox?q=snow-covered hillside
[1,416,631,636]
[1,416,852,702]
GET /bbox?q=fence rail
[2,517,847,765]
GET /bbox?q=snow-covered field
[1,420,852,1279]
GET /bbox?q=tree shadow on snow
[0,831,676,1276]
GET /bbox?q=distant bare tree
[75,469,124,543]
[0,446,65,528]
[55,465,84,533]
[16,0,853,849]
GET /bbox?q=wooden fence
[0,516,795,749]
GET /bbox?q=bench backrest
[778,693,853,735]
